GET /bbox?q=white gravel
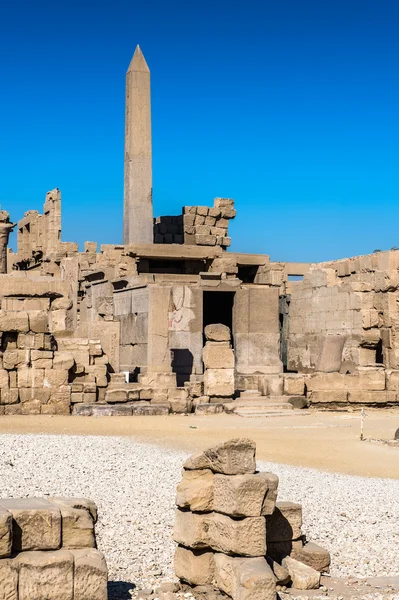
[0,433,398,593]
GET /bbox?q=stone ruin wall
[154,198,235,248]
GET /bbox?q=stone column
[123,45,153,245]
[0,211,15,274]
[43,188,61,254]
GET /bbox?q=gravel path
[0,433,397,594]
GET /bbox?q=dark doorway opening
[202,291,235,347]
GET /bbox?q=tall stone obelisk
[123,45,153,245]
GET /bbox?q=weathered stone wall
[0,496,107,599]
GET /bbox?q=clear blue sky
[1,0,399,261]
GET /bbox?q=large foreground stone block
[266,502,302,542]
[213,473,275,517]
[173,509,266,557]
[183,438,256,475]
[0,558,18,600]
[214,554,276,600]
[0,498,61,552]
[204,368,234,397]
[72,548,108,600]
[174,545,215,585]
[18,549,74,600]
[204,324,231,342]
[176,469,214,512]
[0,505,12,558]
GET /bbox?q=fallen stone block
[195,403,224,414]
[71,548,108,600]
[53,352,75,370]
[17,549,74,600]
[0,498,61,552]
[292,541,331,573]
[132,404,169,416]
[214,553,276,600]
[259,472,279,516]
[267,558,290,585]
[282,556,320,590]
[173,509,266,557]
[174,545,215,585]
[176,469,214,512]
[183,438,256,475]
[266,502,302,543]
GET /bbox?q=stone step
[233,409,307,418]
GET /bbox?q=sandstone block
[4,404,22,415]
[292,541,331,573]
[309,390,347,403]
[21,401,42,415]
[44,369,69,388]
[174,545,215,585]
[83,392,97,404]
[176,469,214,512]
[71,392,84,404]
[348,390,396,404]
[41,403,71,415]
[53,351,75,370]
[195,234,216,246]
[29,311,48,333]
[283,375,305,396]
[72,548,108,600]
[30,350,53,369]
[282,556,320,590]
[173,509,266,556]
[195,403,224,414]
[266,502,302,542]
[105,389,128,403]
[204,368,234,397]
[214,554,276,600]
[18,549,74,600]
[49,498,97,522]
[213,473,274,517]
[0,311,29,332]
[268,559,290,585]
[3,349,27,370]
[0,369,8,388]
[184,438,256,475]
[54,502,95,548]
[203,342,234,369]
[0,498,61,552]
[0,389,19,405]
[169,398,192,414]
[19,387,50,405]
[17,368,44,389]
[204,323,231,342]
[0,506,12,557]
[132,404,169,415]
[0,558,18,600]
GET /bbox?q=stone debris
[0,495,107,599]
[174,438,330,599]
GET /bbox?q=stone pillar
[0,211,15,274]
[123,45,153,245]
[43,188,61,254]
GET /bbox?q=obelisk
[123,45,153,245]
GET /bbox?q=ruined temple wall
[287,251,399,373]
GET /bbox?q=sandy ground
[0,408,398,478]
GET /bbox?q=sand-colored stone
[266,501,302,542]
[282,555,320,590]
[213,473,273,517]
[176,468,214,512]
[0,558,18,600]
[18,549,74,600]
[0,498,61,552]
[173,509,266,557]
[204,323,231,342]
[184,438,256,475]
[292,541,331,573]
[214,553,276,600]
[0,506,12,558]
[174,545,215,585]
[72,548,108,600]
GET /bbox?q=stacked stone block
[153,216,184,244]
[0,496,107,600]
[203,324,234,408]
[174,438,330,598]
[183,198,235,247]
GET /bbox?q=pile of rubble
[172,438,330,600]
[0,496,107,599]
